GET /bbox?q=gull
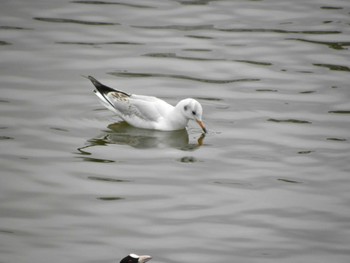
[88,76,207,133]
[120,254,152,263]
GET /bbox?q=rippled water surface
[1,0,350,263]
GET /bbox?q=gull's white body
[88,76,206,132]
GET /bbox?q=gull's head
[179,98,207,133]
[120,254,152,263]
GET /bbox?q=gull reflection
[78,122,205,154]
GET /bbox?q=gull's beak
[138,255,152,263]
[196,119,207,133]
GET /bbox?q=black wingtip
[86,76,130,97]
[87,75,103,88]
[86,75,116,95]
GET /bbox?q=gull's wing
[89,76,172,122]
[126,94,172,121]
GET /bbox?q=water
[1,0,350,262]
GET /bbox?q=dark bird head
[120,254,152,263]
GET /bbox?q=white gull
[88,76,207,133]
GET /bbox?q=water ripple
[87,176,131,183]
[321,6,343,10]
[267,118,312,124]
[131,24,341,34]
[56,41,142,46]
[110,71,260,84]
[217,28,341,34]
[71,0,153,8]
[0,26,32,30]
[313,63,350,72]
[143,52,272,66]
[328,110,350,114]
[132,24,214,31]
[33,17,119,26]
[97,196,124,201]
[175,0,218,5]
[0,41,11,46]
[277,178,303,184]
[288,38,350,50]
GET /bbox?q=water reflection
[78,122,205,155]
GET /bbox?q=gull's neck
[166,101,189,129]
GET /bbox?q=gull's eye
[184,105,188,111]
[192,110,196,115]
